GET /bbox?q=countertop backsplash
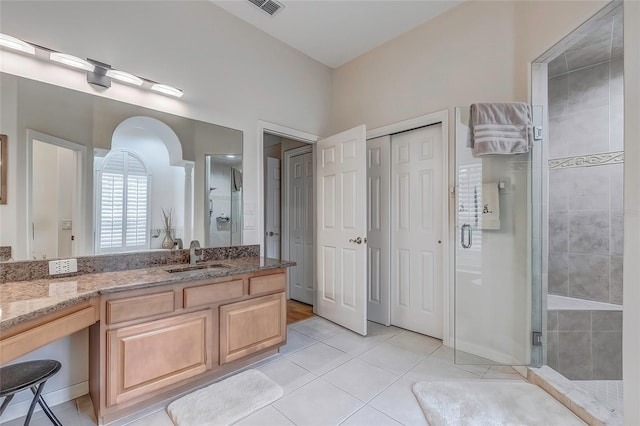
[0,245,260,283]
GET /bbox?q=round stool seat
[0,360,62,396]
[0,360,63,425]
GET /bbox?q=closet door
[367,136,391,325]
[390,124,444,338]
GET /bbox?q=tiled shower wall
[547,57,624,305]
[547,310,622,380]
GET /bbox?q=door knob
[266,231,279,236]
[349,237,364,244]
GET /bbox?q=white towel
[481,183,500,230]
[468,103,533,156]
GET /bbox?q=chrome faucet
[189,240,204,265]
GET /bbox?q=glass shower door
[453,106,542,366]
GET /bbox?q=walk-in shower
[542,6,624,416]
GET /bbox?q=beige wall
[332,1,606,133]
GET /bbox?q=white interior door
[391,125,444,338]
[289,152,314,305]
[265,156,280,258]
[316,125,368,335]
[32,140,77,260]
[366,136,391,325]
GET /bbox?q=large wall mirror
[1,72,243,261]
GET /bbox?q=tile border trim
[548,151,624,169]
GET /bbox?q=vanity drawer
[249,273,285,296]
[183,279,244,308]
[106,291,175,325]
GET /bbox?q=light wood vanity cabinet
[92,268,287,424]
[106,310,213,407]
[220,292,286,364]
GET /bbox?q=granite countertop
[0,257,294,331]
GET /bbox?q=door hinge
[532,331,543,346]
[533,126,543,141]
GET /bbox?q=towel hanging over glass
[467,102,533,157]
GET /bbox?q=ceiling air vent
[248,0,284,16]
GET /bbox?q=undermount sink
[165,263,232,273]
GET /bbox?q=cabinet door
[219,292,286,364]
[107,310,213,407]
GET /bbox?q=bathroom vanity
[0,253,293,424]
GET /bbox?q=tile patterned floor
[3,317,527,426]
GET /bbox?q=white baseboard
[0,381,88,422]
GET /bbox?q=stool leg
[28,384,62,426]
[23,383,45,426]
[0,394,15,417]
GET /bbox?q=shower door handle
[461,223,472,249]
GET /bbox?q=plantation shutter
[457,163,483,253]
[98,150,149,252]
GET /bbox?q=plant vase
[162,231,174,249]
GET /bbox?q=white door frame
[26,130,89,259]
[257,121,319,305]
[283,145,314,302]
[366,109,450,346]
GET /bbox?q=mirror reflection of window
[94,116,189,254]
[95,150,150,253]
[206,155,243,248]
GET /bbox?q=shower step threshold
[528,366,622,426]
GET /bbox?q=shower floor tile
[575,380,623,416]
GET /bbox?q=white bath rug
[412,381,585,426]
[167,369,284,426]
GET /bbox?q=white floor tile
[273,379,364,426]
[368,378,428,426]
[233,406,295,426]
[124,410,174,426]
[76,394,98,425]
[2,402,82,426]
[366,322,403,339]
[340,405,402,426]
[290,317,346,341]
[258,357,316,394]
[279,329,317,356]
[322,358,398,402]
[323,329,388,355]
[403,357,483,382]
[385,331,442,357]
[358,342,425,376]
[8,322,542,426]
[287,342,352,375]
[482,365,526,381]
[425,345,491,376]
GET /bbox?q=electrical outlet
[48,259,78,275]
